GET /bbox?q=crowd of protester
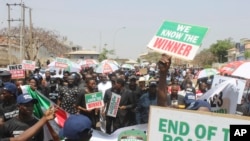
[0,55,249,141]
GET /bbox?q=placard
[8,64,25,79]
[107,92,121,117]
[212,75,246,104]
[22,60,36,70]
[85,92,104,110]
[55,57,68,68]
[148,106,250,141]
[147,21,208,60]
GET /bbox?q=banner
[22,60,36,70]
[147,21,208,60]
[8,64,25,79]
[107,92,121,117]
[200,79,239,114]
[85,92,104,110]
[148,106,250,141]
[212,75,246,104]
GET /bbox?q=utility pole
[6,3,22,65]
[29,8,33,60]
[20,2,25,62]
[7,3,11,65]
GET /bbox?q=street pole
[7,4,11,65]
[29,8,33,60]
[99,31,102,52]
[113,26,126,54]
[20,2,24,62]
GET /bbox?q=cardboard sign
[107,92,121,117]
[22,60,36,70]
[55,57,68,68]
[147,21,208,60]
[139,68,148,75]
[8,64,25,79]
[200,79,239,114]
[148,106,250,141]
[85,92,104,110]
[212,75,246,104]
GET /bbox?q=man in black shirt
[0,83,18,124]
[1,94,44,141]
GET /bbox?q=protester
[113,78,135,132]
[77,78,99,129]
[135,81,157,124]
[1,94,44,141]
[0,83,18,125]
[157,54,172,106]
[138,76,148,96]
[97,74,112,133]
[4,106,56,141]
[57,75,79,114]
[166,84,185,107]
[238,93,250,116]
[59,114,93,141]
[103,78,117,134]
[127,75,140,126]
[0,71,12,84]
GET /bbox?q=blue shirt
[135,93,157,124]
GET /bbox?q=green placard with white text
[85,92,104,110]
[147,21,208,60]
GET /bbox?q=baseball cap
[118,129,147,141]
[138,77,146,82]
[186,100,211,111]
[149,81,157,87]
[3,82,17,95]
[184,93,196,106]
[60,114,92,140]
[17,94,38,104]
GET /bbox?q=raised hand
[158,54,172,74]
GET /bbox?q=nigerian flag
[22,85,69,127]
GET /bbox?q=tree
[244,51,250,60]
[143,51,161,63]
[193,48,216,67]
[98,48,115,62]
[209,38,235,63]
[0,27,69,61]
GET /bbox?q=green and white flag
[147,21,208,60]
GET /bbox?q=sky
[0,0,250,60]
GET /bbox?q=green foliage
[193,48,216,67]
[136,58,140,63]
[98,48,114,62]
[209,38,235,63]
[143,51,161,63]
[244,51,250,59]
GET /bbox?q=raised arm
[157,54,171,107]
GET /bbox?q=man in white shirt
[97,74,112,133]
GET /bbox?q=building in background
[227,38,250,62]
[66,50,100,62]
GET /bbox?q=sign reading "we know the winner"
[147,21,208,60]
